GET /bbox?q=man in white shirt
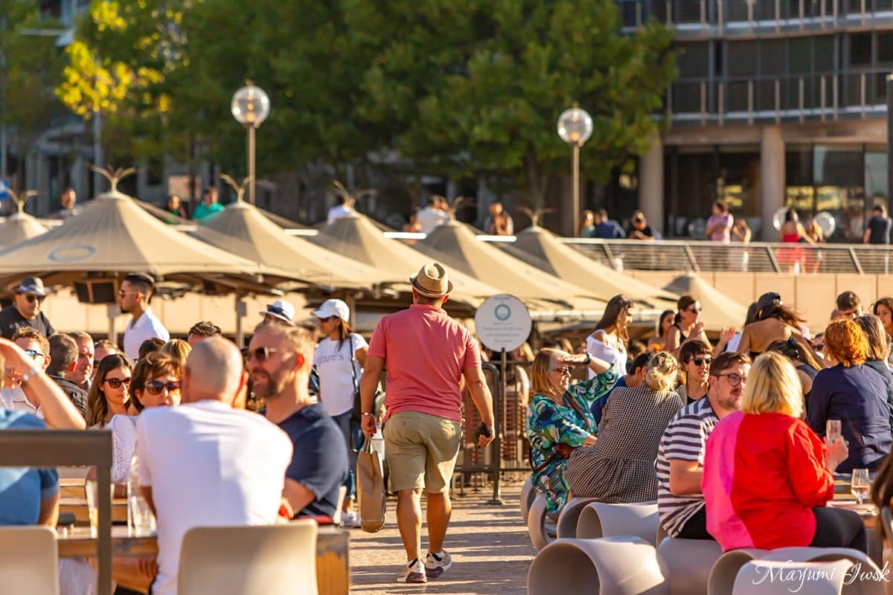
[119,273,170,360]
[326,196,355,225]
[137,338,293,595]
[417,196,452,234]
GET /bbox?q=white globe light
[231,84,271,127]
[557,107,594,147]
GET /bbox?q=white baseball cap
[311,299,350,322]
[261,300,296,323]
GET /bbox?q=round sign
[475,294,532,353]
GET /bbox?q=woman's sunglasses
[144,380,181,395]
[551,366,572,375]
[104,377,131,389]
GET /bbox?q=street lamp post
[230,82,270,205]
[557,106,594,237]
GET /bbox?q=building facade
[626,0,893,240]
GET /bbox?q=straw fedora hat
[410,263,453,298]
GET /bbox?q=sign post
[474,295,532,505]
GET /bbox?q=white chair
[527,493,558,551]
[656,536,723,594]
[732,559,854,595]
[178,520,318,595]
[520,478,536,523]
[557,497,597,539]
[528,536,670,595]
[576,501,660,545]
[0,526,59,595]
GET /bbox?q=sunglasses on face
[687,307,701,314]
[104,377,131,389]
[717,373,744,387]
[24,349,46,359]
[689,357,712,367]
[144,380,181,395]
[551,366,572,376]
[246,346,279,363]
[22,295,44,304]
[317,317,333,323]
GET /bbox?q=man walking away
[360,262,495,584]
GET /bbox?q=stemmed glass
[851,468,870,505]
[826,420,841,444]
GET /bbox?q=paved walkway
[349,479,534,595]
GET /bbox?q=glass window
[850,33,872,66]
[675,149,717,218]
[865,150,889,203]
[728,41,759,76]
[814,35,835,72]
[814,145,865,240]
[677,43,710,79]
[788,38,813,74]
[761,39,786,76]
[878,32,893,64]
[718,147,761,217]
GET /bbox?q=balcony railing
[619,0,893,31]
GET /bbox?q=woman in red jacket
[702,352,866,552]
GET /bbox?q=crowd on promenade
[0,261,495,593]
[526,288,893,554]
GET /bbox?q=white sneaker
[397,559,427,584]
[425,551,453,578]
[340,511,360,528]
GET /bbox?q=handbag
[356,438,386,532]
[349,335,384,422]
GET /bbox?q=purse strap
[563,391,591,434]
[348,335,359,393]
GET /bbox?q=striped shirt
[655,397,719,537]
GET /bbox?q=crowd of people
[526,287,893,555]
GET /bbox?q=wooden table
[57,525,350,595]
[59,497,129,524]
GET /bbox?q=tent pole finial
[220,174,252,203]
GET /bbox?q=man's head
[12,327,50,372]
[203,186,219,207]
[712,200,728,216]
[624,352,652,389]
[410,263,452,307]
[92,339,120,381]
[118,273,154,314]
[708,351,752,414]
[13,277,47,321]
[67,330,94,387]
[47,334,78,378]
[182,337,245,406]
[836,291,862,319]
[632,211,647,230]
[61,188,76,210]
[187,320,223,347]
[596,208,609,223]
[247,322,315,400]
[874,204,887,217]
[679,340,712,386]
[489,201,504,217]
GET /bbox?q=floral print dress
[525,370,617,516]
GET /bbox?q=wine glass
[851,468,870,505]
[826,420,841,444]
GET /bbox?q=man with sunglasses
[656,351,751,541]
[0,277,55,340]
[120,273,170,361]
[678,341,712,404]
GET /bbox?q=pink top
[367,304,481,422]
[707,213,733,243]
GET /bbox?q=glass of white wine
[827,420,842,444]
[851,468,870,505]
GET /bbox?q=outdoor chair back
[0,525,60,595]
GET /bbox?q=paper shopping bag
[357,439,386,533]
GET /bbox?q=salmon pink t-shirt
[367,304,481,422]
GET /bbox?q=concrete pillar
[760,126,785,242]
[71,154,88,202]
[137,161,149,199]
[639,133,664,235]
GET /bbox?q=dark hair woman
[85,354,133,428]
[666,295,710,357]
[586,295,633,377]
[647,310,676,353]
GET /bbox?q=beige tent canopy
[0,212,48,249]
[506,226,678,308]
[192,201,398,291]
[416,221,606,313]
[662,273,748,331]
[307,213,502,310]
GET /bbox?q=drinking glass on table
[827,420,842,444]
[851,468,870,505]
[85,480,116,536]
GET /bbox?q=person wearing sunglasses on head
[0,277,55,341]
[665,295,710,357]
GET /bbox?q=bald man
[135,338,293,595]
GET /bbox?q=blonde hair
[741,352,803,418]
[530,348,562,396]
[644,352,679,392]
[161,339,192,367]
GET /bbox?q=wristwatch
[20,365,41,384]
[584,353,591,365]
[361,412,374,417]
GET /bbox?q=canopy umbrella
[307,213,502,313]
[506,225,678,309]
[662,273,748,331]
[0,189,302,343]
[0,212,48,249]
[192,200,398,291]
[416,221,606,314]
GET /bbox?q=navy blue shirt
[593,221,626,239]
[278,404,348,520]
[590,376,628,426]
[806,364,893,473]
[0,410,59,526]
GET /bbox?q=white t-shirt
[417,207,451,234]
[124,308,170,361]
[0,386,42,419]
[313,333,368,416]
[136,401,292,595]
[327,204,354,225]
[586,331,628,379]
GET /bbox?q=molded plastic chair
[0,526,59,595]
[576,501,660,545]
[520,478,536,523]
[732,559,853,595]
[557,497,597,539]
[527,493,558,551]
[656,536,723,594]
[528,536,670,595]
[178,520,318,595]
